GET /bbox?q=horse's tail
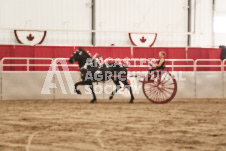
[121,79,131,92]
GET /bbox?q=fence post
[172,60,174,71]
[131,46,133,58]
[194,60,197,98]
[53,59,56,100]
[27,59,29,71]
[0,71,1,101]
[223,60,226,98]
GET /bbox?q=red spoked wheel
[142,71,177,104]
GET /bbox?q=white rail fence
[2,58,226,71]
[0,58,226,100]
[0,57,54,71]
[1,58,197,71]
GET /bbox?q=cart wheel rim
[142,72,177,104]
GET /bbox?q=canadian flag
[14,30,46,45]
[129,33,157,47]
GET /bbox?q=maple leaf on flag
[27,33,34,41]
[140,36,146,43]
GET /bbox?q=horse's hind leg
[89,83,97,103]
[109,79,121,100]
[122,80,134,103]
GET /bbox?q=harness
[79,54,103,81]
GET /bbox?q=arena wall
[0,45,222,72]
[0,71,225,101]
[0,0,220,47]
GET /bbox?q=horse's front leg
[109,79,121,100]
[74,81,90,94]
[89,83,97,103]
[122,80,134,103]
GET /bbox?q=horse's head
[69,48,92,68]
[69,48,84,63]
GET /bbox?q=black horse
[69,48,134,103]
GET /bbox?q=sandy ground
[0,99,226,151]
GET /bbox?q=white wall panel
[2,72,54,100]
[0,0,218,47]
[213,0,226,46]
[224,71,226,98]
[1,71,225,100]
[95,0,188,46]
[214,33,226,46]
[215,0,226,12]
[190,0,213,47]
[175,72,196,98]
[0,71,1,100]
[0,0,92,45]
[196,72,223,98]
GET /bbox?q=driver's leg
[148,69,157,80]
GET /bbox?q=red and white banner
[129,33,157,47]
[14,30,46,45]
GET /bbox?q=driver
[149,51,165,73]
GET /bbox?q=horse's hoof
[129,100,134,104]
[74,89,81,94]
[77,90,81,94]
[109,95,113,100]
[90,100,96,103]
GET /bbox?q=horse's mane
[79,48,92,58]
